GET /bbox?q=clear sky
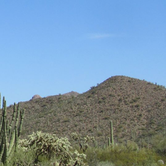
[0,0,166,106]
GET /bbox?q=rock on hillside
[31,94,42,100]
[62,91,79,97]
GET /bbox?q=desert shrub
[85,142,162,166]
[97,161,115,166]
[9,147,35,166]
[152,133,166,155]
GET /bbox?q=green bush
[152,133,166,154]
[97,161,115,166]
[9,147,35,165]
[85,142,163,166]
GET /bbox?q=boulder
[31,94,42,100]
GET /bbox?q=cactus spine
[0,97,24,165]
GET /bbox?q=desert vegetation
[2,129,166,165]
[1,75,166,165]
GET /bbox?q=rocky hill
[6,75,166,146]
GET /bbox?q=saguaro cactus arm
[18,109,25,137]
[8,103,17,135]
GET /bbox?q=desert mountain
[6,75,166,146]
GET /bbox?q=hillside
[6,75,166,146]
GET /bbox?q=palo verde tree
[0,97,24,165]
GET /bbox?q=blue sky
[0,0,166,106]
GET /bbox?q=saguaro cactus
[0,97,24,165]
[110,120,114,147]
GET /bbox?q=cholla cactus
[0,97,24,165]
[71,132,95,152]
[19,131,87,166]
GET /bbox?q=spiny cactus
[71,132,95,153]
[0,96,24,165]
[108,137,111,147]
[19,131,87,165]
[110,120,114,147]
